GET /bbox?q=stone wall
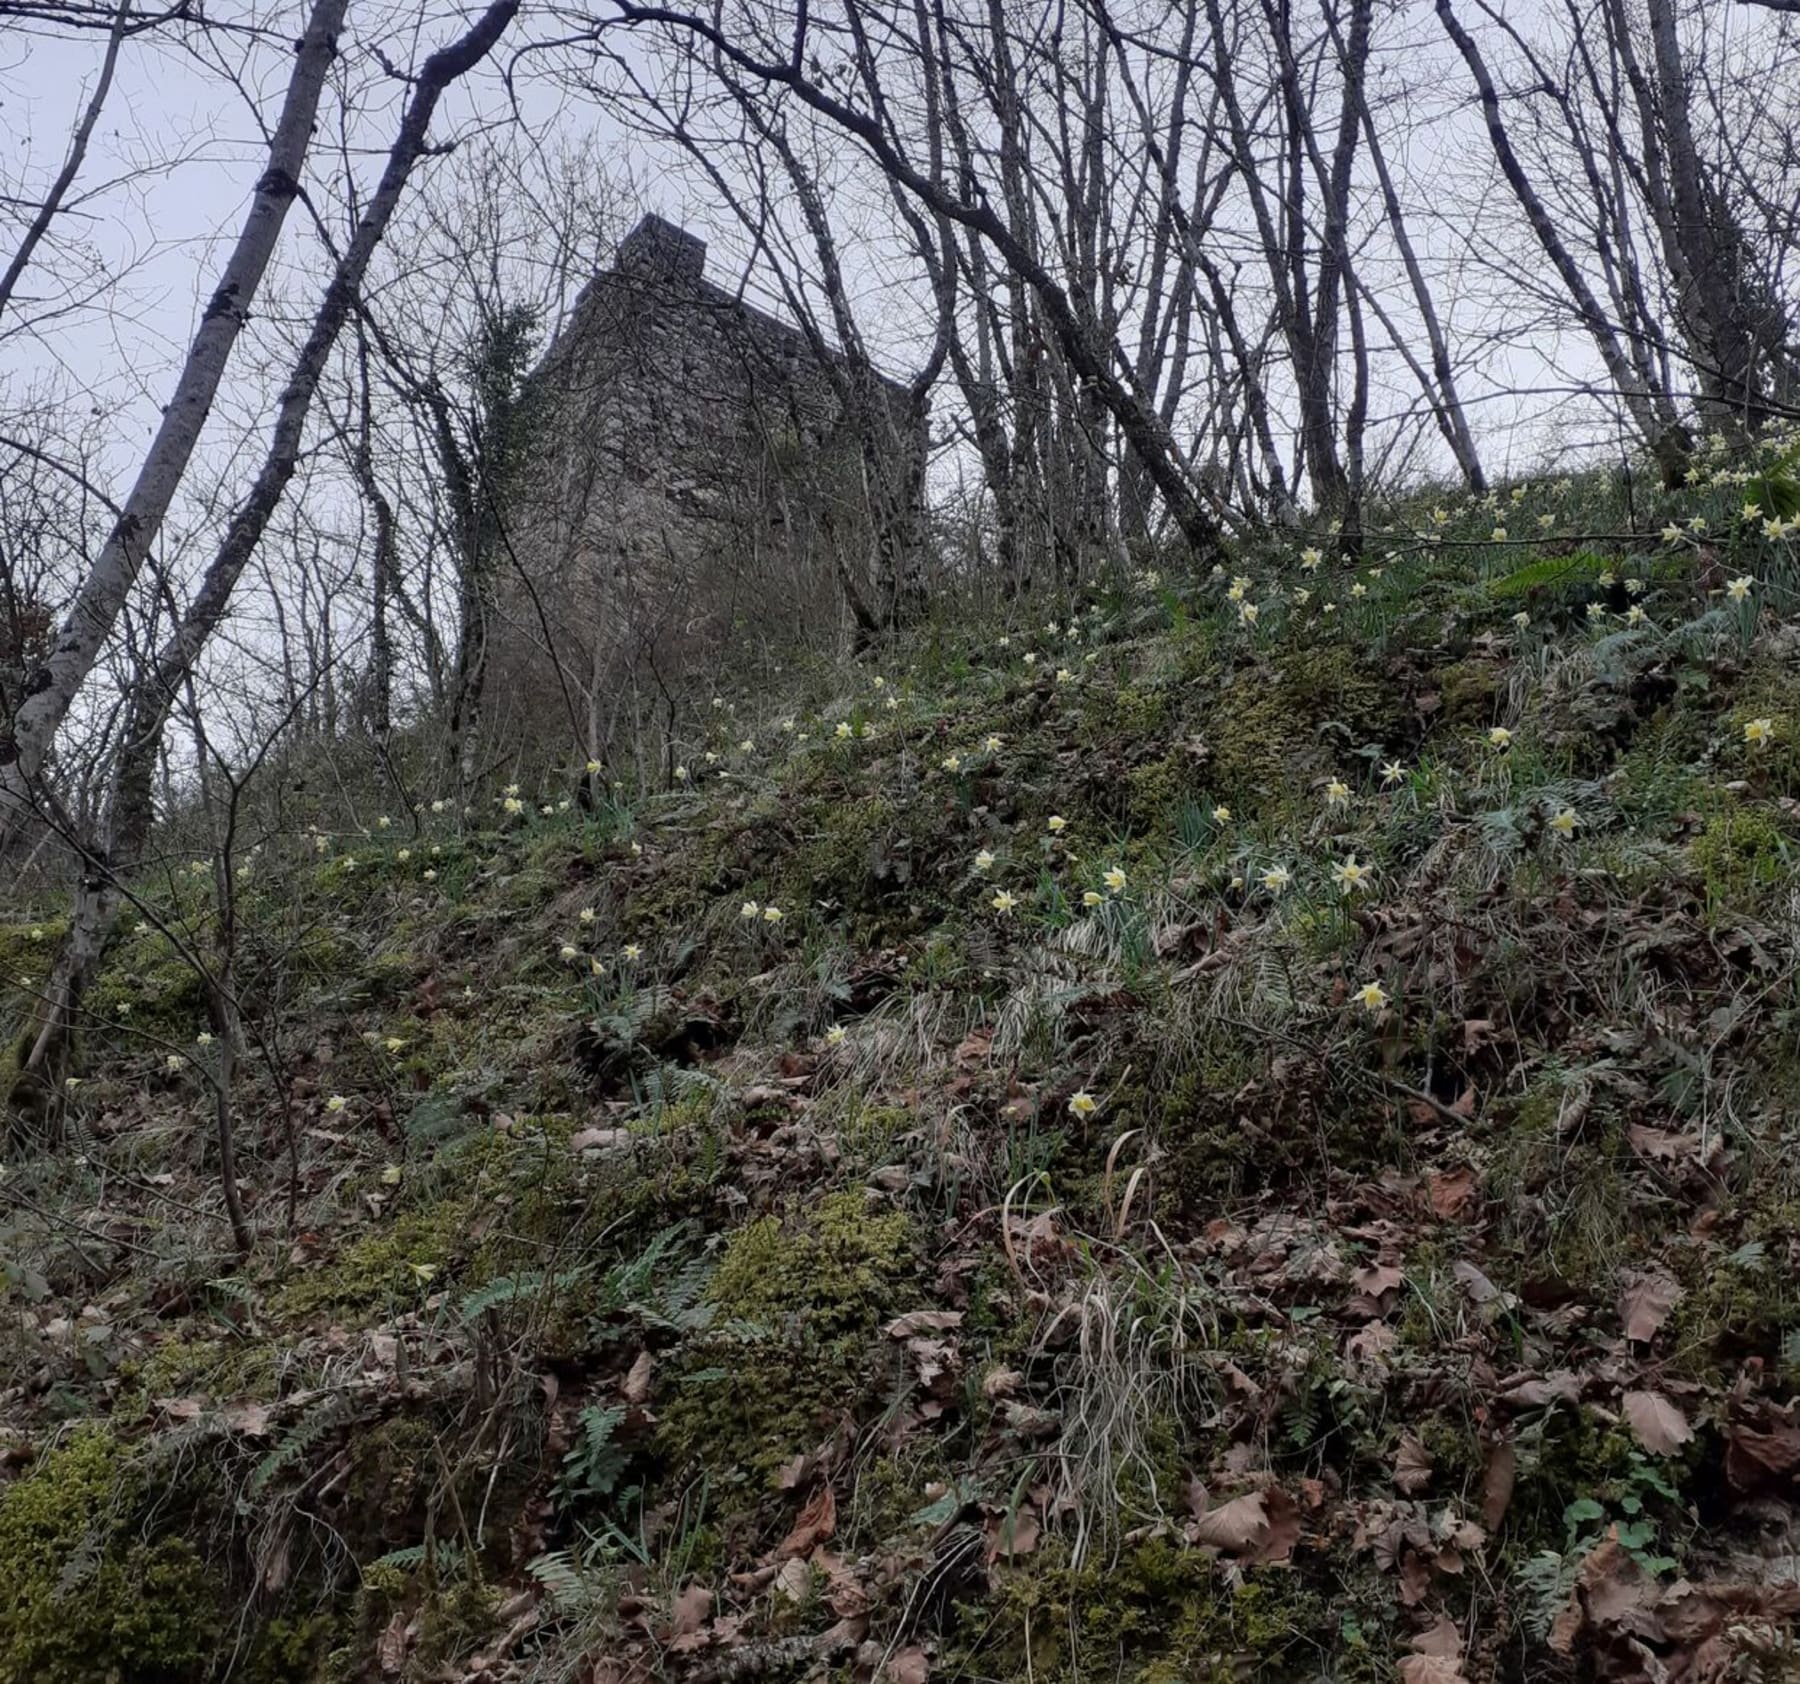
[494,215,910,761]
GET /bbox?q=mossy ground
[5,458,1800,1679]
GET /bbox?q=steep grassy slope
[4,455,1800,1683]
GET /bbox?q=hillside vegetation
[4,454,1800,1684]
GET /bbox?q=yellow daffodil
[383,1037,406,1054]
[560,944,579,962]
[1743,502,1761,520]
[1300,547,1323,570]
[1491,526,1507,542]
[1349,582,1367,599]
[1331,855,1373,895]
[1082,889,1103,908]
[941,753,962,772]
[1744,716,1776,746]
[1726,575,1754,602]
[1056,666,1074,682]
[1625,577,1645,596]
[975,849,996,872]
[409,1263,438,1285]
[740,900,759,919]
[762,906,783,923]
[1238,603,1259,626]
[738,739,754,753]
[1023,652,1038,666]
[1068,1090,1098,1118]
[1047,815,1068,833]
[1586,602,1605,621]
[431,799,448,813]
[674,765,690,781]
[825,1025,847,1047]
[1103,865,1127,894]
[1326,779,1350,805]
[991,890,1018,913]
[326,1095,347,1114]
[1227,577,1249,603]
[165,1054,183,1073]
[1661,525,1682,544]
[1354,980,1389,1013]
[502,797,523,815]
[835,721,853,739]
[1260,864,1292,895]
[376,815,391,830]
[1625,605,1648,627]
[1487,727,1513,749]
[196,1032,214,1047]
[1511,611,1530,628]
[423,869,437,882]
[586,759,602,775]
[986,734,1003,752]
[623,943,641,960]
[1212,804,1232,823]
[503,783,520,797]
[1549,807,1578,836]
[396,848,412,863]
[1380,761,1405,786]
[1687,516,1706,533]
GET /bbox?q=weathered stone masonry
[496,214,915,745]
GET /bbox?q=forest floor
[4,454,1800,1684]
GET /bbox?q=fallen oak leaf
[884,1310,964,1338]
[774,1484,837,1560]
[1618,1270,1683,1342]
[1481,1441,1517,1531]
[1623,1390,1694,1456]
[1189,1490,1270,1554]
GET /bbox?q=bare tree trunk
[0,0,350,851]
[11,0,520,1093]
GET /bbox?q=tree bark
[0,0,350,851]
[12,0,520,1094]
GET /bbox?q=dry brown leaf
[1453,1260,1500,1304]
[1623,1390,1694,1456]
[772,1558,811,1602]
[1618,1271,1684,1342]
[622,1350,654,1405]
[667,1584,713,1642]
[884,1310,964,1338]
[775,1484,837,1559]
[1481,1441,1517,1530]
[1394,1435,1435,1495]
[1427,1166,1477,1219]
[885,1644,931,1684]
[1190,1491,1270,1553]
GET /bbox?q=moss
[958,1535,1347,1683]
[1689,805,1789,901]
[1202,644,1402,795]
[656,1191,916,1487]
[1126,754,1194,833]
[275,1198,472,1320]
[87,930,208,1037]
[1432,658,1502,731]
[0,1426,223,1684]
[789,792,915,918]
[243,1611,342,1684]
